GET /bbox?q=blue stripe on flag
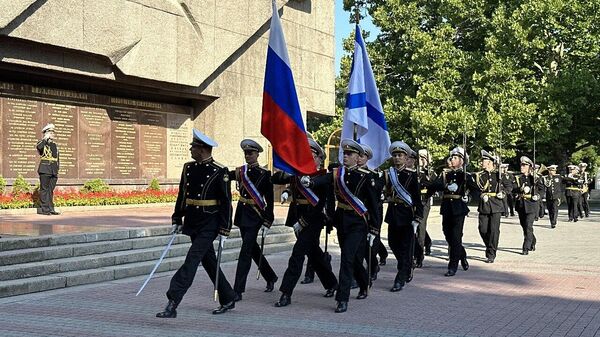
[273,152,297,175]
[345,93,367,110]
[264,47,305,132]
[366,102,388,131]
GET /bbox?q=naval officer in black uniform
[229,139,278,301]
[36,123,60,215]
[156,129,236,317]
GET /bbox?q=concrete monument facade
[0,0,335,186]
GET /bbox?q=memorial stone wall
[0,81,193,185]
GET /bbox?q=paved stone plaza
[0,206,599,337]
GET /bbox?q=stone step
[0,224,291,266]
[0,220,285,251]
[0,232,296,281]
[0,242,294,298]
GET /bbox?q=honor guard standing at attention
[157,129,236,318]
[512,156,542,255]
[383,141,423,291]
[544,165,563,228]
[565,165,583,222]
[358,144,386,281]
[416,149,436,266]
[229,139,278,301]
[305,139,380,313]
[472,150,505,263]
[500,164,515,217]
[36,123,60,215]
[426,147,473,277]
[579,163,591,218]
[272,138,338,308]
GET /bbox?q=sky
[334,0,380,75]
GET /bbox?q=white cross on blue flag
[340,24,391,169]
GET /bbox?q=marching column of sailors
[156,129,594,317]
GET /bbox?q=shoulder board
[405,167,416,172]
[185,160,195,165]
[357,168,371,174]
[211,160,225,169]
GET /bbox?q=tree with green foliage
[324,0,600,173]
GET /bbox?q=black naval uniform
[364,168,386,279]
[580,171,591,217]
[512,174,542,253]
[472,170,504,262]
[544,174,563,228]
[564,174,583,222]
[166,157,236,307]
[313,166,380,306]
[416,168,436,265]
[427,168,472,274]
[501,171,515,217]
[537,174,547,219]
[229,163,278,295]
[36,138,59,214]
[384,167,423,286]
[272,172,338,299]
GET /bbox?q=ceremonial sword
[136,231,177,296]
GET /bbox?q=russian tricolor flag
[261,1,316,175]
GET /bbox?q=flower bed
[0,188,179,209]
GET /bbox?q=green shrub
[11,174,31,195]
[0,176,6,194]
[81,178,110,193]
[148,178,161,191]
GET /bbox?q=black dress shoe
[323,288,336,298]
[350,279,358,289]
[551,224,556,228]
[300,276,314,284]
[212,301,235,314]
[49,211,61,215]
[265,277,277,292]
[274,293,291,307]
[379,257,386,266]
[415,260,423,268]
[568,219,573,222]
[425,246,431,256]
[334,301,348,313]
[233,292,242,302]
[356,289,368,299]
[444,269,456,277]
[41,211,52,215]
[156,300,177,318]
[486,257,495,263]
[460,257,469,271]
[522,249,529,255]
[390,281,404,292]
[574,218,578,222]
[531,244,536,251]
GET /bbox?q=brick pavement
[0,207,599,337]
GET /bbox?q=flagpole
[353,1,361,142]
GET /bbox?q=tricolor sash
[334,166,368,216]
[239,165,267,211]
[388,167,413,207]
[295,177,319,206]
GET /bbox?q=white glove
[280,191,289,204]
[300,176,311,187]
[542,198,547,202]
[411,221,419,234]
[292,222,302,234]
[217,235,227,248]
[170,224,182,234]
[378,171,384,178]
[461,195,470,203]
[367,233,375,247]
[523,186,531,194]
[532,195,539,201]
[261,225,270,236]
[447,183,458,192]
[496,191,505,199]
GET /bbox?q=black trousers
[582,193,590,216]
[335,222,368,302]
[415,202,432,263]
[166,227,235,306]
[442,215,466,271]
[547,199,559,226]
[517,211,537,251]
[280,224,337,295]
[39,174,58,213]
[567,195,580,220]
[388,224,414,282]
[507,194,515,215]
[234,226,277,293]
[539,201,546,218]
[478,213,501,259]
